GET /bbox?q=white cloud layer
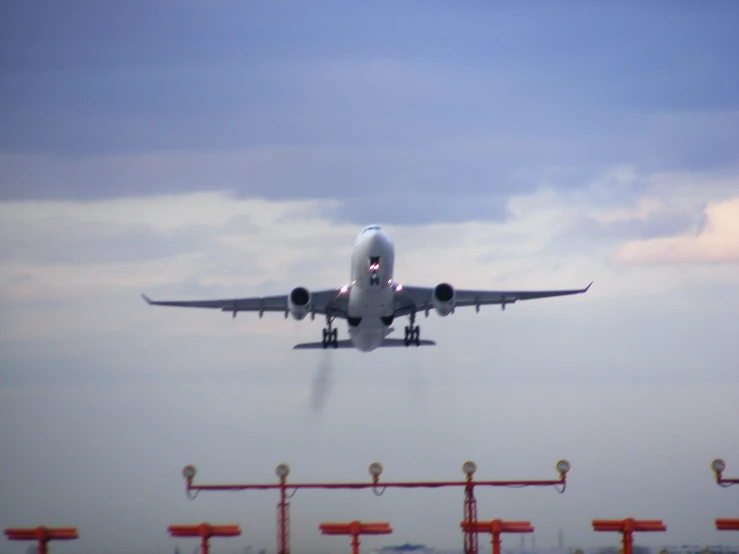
[1,171,738,553]
[615,197,739,264]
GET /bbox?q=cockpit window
[369,256,380,272]
[361,224,382,234]
[369,255,381,285]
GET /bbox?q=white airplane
[142,224,591,352]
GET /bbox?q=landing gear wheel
[404,321,421,347]
[322,316,338,349]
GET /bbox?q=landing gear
[322,316,338,349]
[403,312,421,346]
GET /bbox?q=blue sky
[1,1,737,222]
[1,3,739,554]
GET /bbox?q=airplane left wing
[393,282,592,317]
[141,288,350,319]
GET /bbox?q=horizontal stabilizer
[378,338,436,347]
[293,340,355,350]
[293,338,436,350]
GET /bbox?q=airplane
[142,224,592,352]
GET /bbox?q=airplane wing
[141,288,350,319]
[392,282,592,317]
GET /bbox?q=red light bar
[168,523,241,538]
[320,521,392,535]
[716,519,739,531]
[461,520,534,534]
[5,527,79,541]
[593,519,666,532]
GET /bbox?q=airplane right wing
[392,282,592,317]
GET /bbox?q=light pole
[711,459,739,487]
[592,518,666,554]
[167,523,241,554]
[319,521,392,554]
[181,459,570,554]
[276,463,290,554]
[460,519,534,554]
[711,459,739,532]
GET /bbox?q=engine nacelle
[433,283,455,316]
[288,286,312,320]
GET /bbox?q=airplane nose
[368,231,389,250]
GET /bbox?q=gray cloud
[567,209,703,243]
[334,192,509,226]
[0,220,214,264]
[1,3,738,227]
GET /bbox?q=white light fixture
[712,459,726,473]
[275,463,290,479]
[182,465,197,480]
[462,461,477,476]
[368,462,383,478]
[556,460,571,475]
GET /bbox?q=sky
[1,1,739,553]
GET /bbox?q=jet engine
[288,286,312,320]
[433,283,455,316]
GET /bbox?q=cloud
[1,181,739,552]
[614,197,739,265]
[0,219,215,265]
[0,146,588,225]
[564,197,701,244]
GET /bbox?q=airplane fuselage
[347,225,397,352]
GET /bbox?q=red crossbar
[462,520,534,534]
[319,521,392,554]
[716,519,739,531]
[320,521,392,535]
[168,523,241,554]
[168,523,241,538]
[5,528,78,541]
[5,527,79,554]
[460,519,534,554]
[593,519,666,532]
[592,518,666,554]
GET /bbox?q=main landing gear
[404,312,421,346]
[322,315,338,349]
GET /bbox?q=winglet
[141,293,152,305]
[584,281,594,292]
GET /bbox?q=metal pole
[278,479,289,554]
[201,535,209,554]
[38,540,48,554]
[623,529,632,554]
[464,477,478,554]
[352,532,360,554]
[492,532,501,554]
